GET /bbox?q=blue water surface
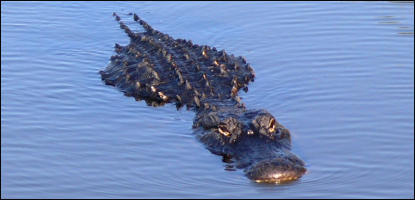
[1,1,414,198]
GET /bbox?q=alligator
[100,13,306,183]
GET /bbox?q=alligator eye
[218,125,231,137]
[268,118,276,132]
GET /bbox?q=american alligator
[100,13,306,183]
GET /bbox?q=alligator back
[100,13,255,110]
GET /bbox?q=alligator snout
[245,154,306,183]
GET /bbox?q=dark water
[1,1,414,198]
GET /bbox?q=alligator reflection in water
[100,13,306,183]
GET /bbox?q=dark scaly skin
[100,13,306,183]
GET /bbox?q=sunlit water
[1,1,414,198]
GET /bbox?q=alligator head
[193,101,306,183]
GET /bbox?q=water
[1,1,413,198]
